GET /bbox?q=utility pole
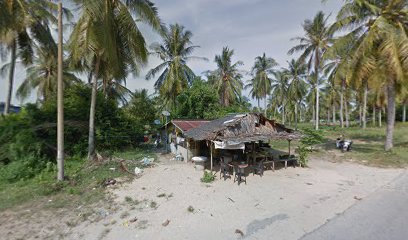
[57,2,64,181]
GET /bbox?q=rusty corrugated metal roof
[171,120,211,133]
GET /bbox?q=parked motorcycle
[336,137,352,152]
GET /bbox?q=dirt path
[0,155,404,240]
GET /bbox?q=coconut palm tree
[285,59,308,129]
[288,11,333,130]
[324,37,356,128]
[209,47,244,107]
[244,77,262,109]
[146,24,206,109]
[0,0,67,114]
[68,0,163,160]
[332,0,408,150]
[8,38,79,102]
[99,77,132,106]
[270,71,289,124]
[245,53,278,116]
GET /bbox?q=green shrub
[0,83,148,182]
[200,170,215,183]
[300,128,324,150]
[0,155,47,182]
[297,145,309,167]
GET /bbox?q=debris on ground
[141,157,155,166]
[187,206,194,213]
[354,196,363,201]
[162,219,170,227]
[119,160,137,176]
[235,229,244,237]
[134,167,143,175]
[103,179,117,187]
[129,217,138,223]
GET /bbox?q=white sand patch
[66,155,403,240]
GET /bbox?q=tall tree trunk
[282,104,285,124]
[340,80,344,128]
[4,40,17,115]
[57,2,64,181]
[257,99,260,109]
[264,77,268,116]
[379,107,382,127]
[327,107,330,125]
[224,87,229,107]
[316,87,319,130]
[345,97,349,127]
[295,103,298,130]
[88,56,101,161]
[385,81,395,151]
[312,104,315,126]
[332,104,336,125]
[359,104,362,127]
[264,95,267,116]
[314,50,320,130]
[373,105,376,127]
[403,102,406,123]
[362,80,368,129]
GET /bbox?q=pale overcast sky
[0,0,342,106]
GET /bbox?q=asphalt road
[300,171,408,240]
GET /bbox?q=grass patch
[277,122,408,167]
[112,147,157,162]
[0,147,154,212]
[200,170,215,183]
[124,196,140,206]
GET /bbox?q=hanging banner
[213,140,245,150]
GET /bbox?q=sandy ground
[0,153,405,240]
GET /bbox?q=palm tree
[270,71,289,124]
[324,38,355,128]
[322,77,338,125]
[10,39,79,102]
[0,0,65,114]
[68,0,163,160]
[332,0,408,150]
[288,11,333,130]
[146,24,206,109]
[246,53,278,116]
[285,59,308,129]
[99,77,132,106]
[209,47,244,107]
[244,77,262,109]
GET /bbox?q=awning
[213,140,245,150]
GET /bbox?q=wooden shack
[184,113,302,170]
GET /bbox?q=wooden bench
[264,157,298,171]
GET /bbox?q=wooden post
[186,140,189,162]
[210,141,213,171]
[57,2,64,181]
[252,141,255,164]
[288,139,291,156]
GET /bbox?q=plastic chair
[252,160,264,177]
[233,165,247,185]
[220,161,232,180]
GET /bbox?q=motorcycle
[336,138,352,152]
